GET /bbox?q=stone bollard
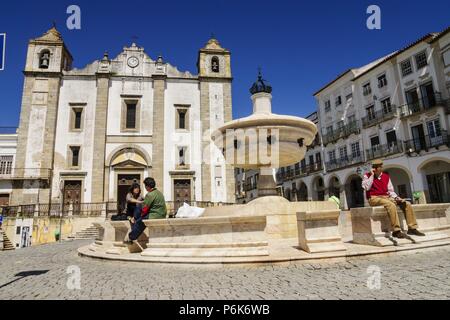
[297,210,346,254]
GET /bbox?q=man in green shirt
[126,177,167,242]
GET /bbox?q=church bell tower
[11,26,73,205]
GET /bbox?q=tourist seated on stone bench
[126,182,144,224]
[362,159,425,239]
[124,177,167,244]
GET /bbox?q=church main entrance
[117,174,141,214]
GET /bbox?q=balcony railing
[322,121,361,145]
[276,162,323,182]
[0,201,235,219]
[325,154,365,172]
[361,108,397,128]
[365,141,404,161]
[404,130,450,153]
[0,168,52,180]
[399,92,445,117]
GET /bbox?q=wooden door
[173,179,191,215]
[63,181,82,214]
[0,194,9,206]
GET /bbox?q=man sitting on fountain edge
[124,177,167,244]
[362,159,425,239]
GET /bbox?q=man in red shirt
[362,159,425,239]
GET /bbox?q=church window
[39,50,50,69]
[69,146,81,168]
[179,110,186,129]
[126,103,137,129]
[70,106,84,131]
[175,105,190,130]
[211,56,220,73]
[74,110,82,129]
[121,98,140,132]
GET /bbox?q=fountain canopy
[212,71,318,170]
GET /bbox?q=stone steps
[67,226,100,240]
[1,230,15,251]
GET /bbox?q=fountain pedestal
[257,167,278,197]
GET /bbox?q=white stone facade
[0,27,235,206]
[277,28,450,209]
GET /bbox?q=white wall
[53,78,97,202]
[163,79,201,201]
[107,78,154,136]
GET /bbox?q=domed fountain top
[212,70,317,170]
[250,69,273,95]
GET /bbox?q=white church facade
[0,27,235,209]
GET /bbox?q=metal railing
[361,107,397,128]
[37,203,69,217]
[71,203,105,216]
[276,162,323,182]
[325,154,365,172]
[365,141,404,161]
[20,205,36,217]
[322,121,361,145]
[398,92,445,117]
[404,130,450,153]
[1,201,235,219]
[1,203,104,218]
[0,206,19,217]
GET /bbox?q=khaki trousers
[368,196,418,232]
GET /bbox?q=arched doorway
[297,181,308,201]
[328,176,341,198]
[419,159,450,203]
[312,176,325,201]
[108,147,151,212]
[384,167,412,200]
[345,174,364,208]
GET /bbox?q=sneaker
[407,229,426,237]
[392,230,407,239]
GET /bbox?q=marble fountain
[79,73,450,265]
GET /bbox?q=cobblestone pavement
[0,240,449,300]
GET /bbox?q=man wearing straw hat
[362,159,425,239]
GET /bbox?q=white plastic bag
[176,202,205,218]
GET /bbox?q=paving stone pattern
[0,240,449,300]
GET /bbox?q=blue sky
[0,0,449,127]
